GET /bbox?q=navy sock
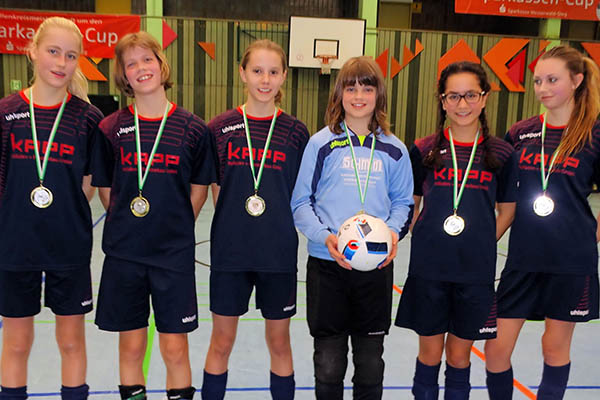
[118,384,146,400]
[61,384,89,400]
[0,386,27,400]
[537,362,570,400]
[444,363,471,400]
[201,370,227,400]
[486,367,513,400]
[412,358,440,400]
[166,386,196,400]
[269,371,294,400]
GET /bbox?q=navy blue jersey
[0,91,103,271]
[209,107,309,273]
[92,104,215,272]
[409,129,518,284]
[505,115,600,275]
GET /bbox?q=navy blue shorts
[209,270,297,320]
[395,275,497,340]
[497,270,599,322]
[95,256,198,333]
[0,268,93,318]
[306,256,393,338]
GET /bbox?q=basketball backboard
[288,16,366,71]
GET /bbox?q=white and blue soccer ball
[337,213,392,271]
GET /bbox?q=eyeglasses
[441,91,486,105]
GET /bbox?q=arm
[496,202,516,240]
[210,183,220,207]
[191,184,209,219]
[82,175,95,202]
[98,187,111,210]
[410,195,422,232]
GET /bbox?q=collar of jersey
[443,127,484,146]
[128,102,176,121]
[20,90,72,109]
[236,106,283,120]
[539,114,567,130]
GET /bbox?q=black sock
[0,386,27,400]
[537,362,570,400]
[166,386,196,399]
[118,384,146,400]
[61,384,89,400]
[486,367,513,400]
[269,371,294,400]
[201,370,227,400]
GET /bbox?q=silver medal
[533,194,554,217]
[443,214,465,236]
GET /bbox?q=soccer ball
[337,213,392,271]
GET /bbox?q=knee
[56,336,85,357]
[266,333,291,359]
[445,348,470,370]
[4,335,33,358]
[209,331,235,359]
[541,334,569,364]
[484,339,509,362]
[352,336,384,385]
[160,336,189,366]
[314,337,348,384]
[120,340,146,363]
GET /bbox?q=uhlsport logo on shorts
[570,308,589,316]
[283,304,296,312]
[479,326,497,334]
[81,299,92,307]
[181,314,197,323]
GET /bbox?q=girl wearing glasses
[485,45,600,400]
[395,61,518,399]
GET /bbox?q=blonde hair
[240,39,287,105]
[113,31,172,97]
[539,45,600,161]
[28,17,89,103]
[325,56,391,135]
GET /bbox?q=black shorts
[95,256,198,333]
[497,270,599,322]
[395,275,497,340]
[0,268,93,318]
[209,270,297,320]
[306,256,393,338]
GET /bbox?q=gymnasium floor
[1,192,598,399]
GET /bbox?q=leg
[413,334,444,400]
[202,314,239,400]
[265,318,294,400]
[158,333,192,389]
[1,317,34,388]
[314,335,349,400]
[119,328,147,386]
[351,335,385,400]
[537,318,575,400]
[55,315,87,387]
[443,334,473,400]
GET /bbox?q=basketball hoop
[317,55,337,75]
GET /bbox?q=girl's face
[342,81,377,127]
[533,57,583,113]
[123,45,164,97]
[29,27,80,92]
[239,48,287,108]
[441,72,488,131]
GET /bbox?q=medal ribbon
[448,128,480,214]
[29,88,68,184]
[242,104,279,193]
[134,102,170,193]
[539,113,561,193]
[343,121,376,209]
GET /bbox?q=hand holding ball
[337,214,392,271]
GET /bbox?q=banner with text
[0,9,141,58]
[455,0,600,21]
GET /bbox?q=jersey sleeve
[410,144,425,197]
[190,118,217,185]
[83,104,104,176]
[496,148,519,203]
[90,115,116,188]
[386,141,415,240]
[291,136,331,245]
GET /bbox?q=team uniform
[291,125,413,399]
[92,104,215,333]
[208,107,309,319]
[499,115,600,322]
[0,91,103,317]
[395,129,518,340]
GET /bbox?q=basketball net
[317,55,337,75]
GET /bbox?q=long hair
[27,17,89,103]
[423,61,500,170]
[325,56,390,135]
[538,45,600,161]
[113,31,173,98]
[240,39,288,105]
